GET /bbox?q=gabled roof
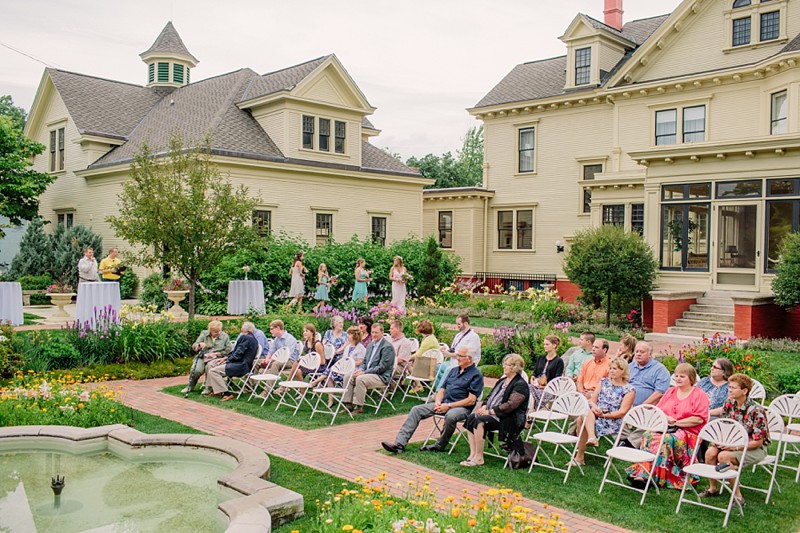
[139,21,198,63]
[473,14,669,109]
[46,68,163,139]
[241,55,330,102]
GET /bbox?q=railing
[469,272,557,293]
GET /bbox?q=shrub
[140,272,168,310]
[478,364,503,379]
[62,305,121,366]
[50,223,103,287]
[772,231,800,309]
[747,337,800,353]
[775,368,800,395]
[118,268,139,299]
[16,273,52,290]
[117,320,187,364]
[35,341,81,370]
[6,218,54,279]
[0,323,23,377]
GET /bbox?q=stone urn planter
[164,290,189,317]
[48,293,76,318]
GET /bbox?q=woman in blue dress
[351,258,371,303]
[697,357,733,419]
[313,263,331,311]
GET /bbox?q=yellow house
[423,0,800,339]
[25,22,428,262]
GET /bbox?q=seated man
[229,323,270,354]
[186,319,231,394]
[204,321,260,401]
[576,338,610,398]
[343,323,395,415]
[381,345,483,453]
[628,341,671,406]
[263,319,299,374]
[565,331,594,380]
[388,319,413,378]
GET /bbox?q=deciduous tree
[772,232,800,309]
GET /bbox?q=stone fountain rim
[0,424,304,532]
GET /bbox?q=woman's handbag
[508,441,536,470]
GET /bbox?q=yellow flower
[342,526,354,531]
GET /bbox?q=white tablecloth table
[75,281,121,327]
[227,280,266,315]
[0,282,24,326]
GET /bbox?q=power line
[0,41,62,68]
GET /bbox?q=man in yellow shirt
[99,248,122,281]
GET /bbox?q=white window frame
[650,98,711,146]
[514,120,539,175]
[300,115,348,155]
[724,0,788,52]
[493,205,537,252]
[770,89,788,134]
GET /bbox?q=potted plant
[163,278,190,317]
[46,281,76,318]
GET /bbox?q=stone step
[695,297,735,307]
[674,318,736,330]
[689,304,735,314]
[682,311,735,321]
[668,326,735,338]
[645,332,703,346]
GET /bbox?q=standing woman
[389,256,412,311]
[313,263,331,311]
[287,251,307,310]
[351,258,371,303]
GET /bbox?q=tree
[51,224,103,286]
[108,134,260,319]
[417,236,446,298]
[772,232,800,309]
[6,218,54,279]
[563,225,659,326]
[405,126,484,189]
[0,96,56,239]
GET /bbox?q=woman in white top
[287,251,307,309]
[389,256,412,311]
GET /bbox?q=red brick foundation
[651,297,697,334]
[642,298,653,330]
[555,280,582,304]
[733,303,784,339]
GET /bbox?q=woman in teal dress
[313,263,331,311]
[351,258,371,303]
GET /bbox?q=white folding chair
[402,349,443,403]
[598,404,668,504]
[526,377,576,439]
[323,343,335,365]
[767,394,800,482]
[528,392,589,483]
[749,379,767,406]
[247,347,291,405]
[363,356,398,414]
[676,419,750,528]
[229,344,263,399]
[409,338,420,353]
[309,358,356,424]
[422,392,482,452]
[739,409,783,504]
[274,352,321,415]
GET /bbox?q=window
[732,17,751,46]
[733,0,751,6]
[602,205,625,227]
[371,216,386,246]
[49,130,56,172]
[771,90,788,134]
[334,121,346,154]
[575,47,591,85]
[302,115,314,149]
[631,204,645,235]
[315,213,333,246]
[148,63,154,84]
[766,181,800,271]
[683,106,706,142]
[173,64,184,84]
[57,213,74,229]
[655,109,677,145]
[252,209,271,237]
[582,164,602,214]
[157,62,169,82]
[760,11,780,41]
[497,209,533,250]
[661,184,711,270]
[518,127,535,173]
[438,211,453,248]
[716,180,762,198]
[319,118,330,152]
[58,127,65,170]
[50,127,65,172]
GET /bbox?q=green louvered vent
[186,68,190,84]
[173,64,184,84]
[148,63,154,83]
[157,62,169,82]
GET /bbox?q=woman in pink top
[626,363,709,489]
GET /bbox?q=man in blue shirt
[628,341,671,406]
[264,319,299,375]
[382,345,483,453]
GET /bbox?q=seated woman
[312,326,366,407]
[529,335,565,406]
[461,353,529,467]
[184,320,231,394]
[626,363,709,489]
[410,319,440,389]
[571,357,635,466]
[700,373,770,506]
[287,323,326,380]
[323,316,349,364]
[697,357,733,419]
[358,317,374,348]
[615,334,637,363]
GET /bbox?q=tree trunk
[188,272,196,321]
[605,289,612,327]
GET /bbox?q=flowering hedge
[306,473,566,533]
[0,371,131,426]
[679,333,773,390]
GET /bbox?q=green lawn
[22,312,45,325]
[161,383,422,430]
[393,438,800,533]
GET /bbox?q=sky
[0,0,682,160]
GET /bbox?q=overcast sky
[1,0,682,159]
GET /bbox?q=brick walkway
[117,376,628,533]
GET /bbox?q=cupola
[140,22,198,88]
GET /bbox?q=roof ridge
[260,54,330,77]
[522,55,566,66]
[47,68,146,89]
[625,13,671,24]
[207,70,257,136]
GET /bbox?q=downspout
[482,195,488,272]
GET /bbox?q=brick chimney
[604,0,623,30]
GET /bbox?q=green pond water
[0,442,236,533]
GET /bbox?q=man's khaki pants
[343,373,386,406]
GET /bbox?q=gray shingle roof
[362,116,377,130]
[780,32,800,53]
[47,68,162,139]
[474,14,669,109]
[140,21,198,63]
[361,142,419,175]
[240,55,330,102]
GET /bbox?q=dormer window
[729,0,783,48]
[301,115,347,154]
[575,47,591,85]
[302,115,314,149]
